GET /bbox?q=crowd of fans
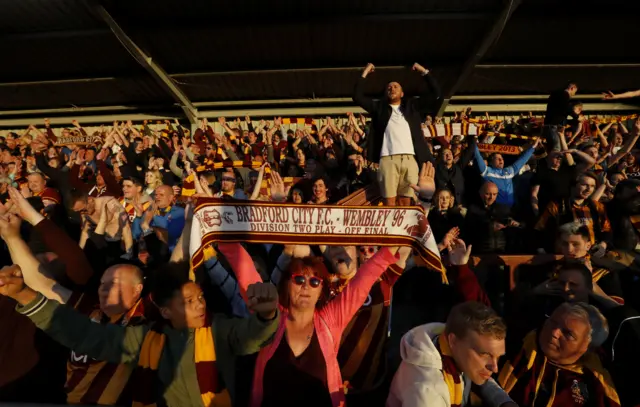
[0,63,639,407]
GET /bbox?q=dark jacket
[464,202,512,254]
[544,89,578,126]
[352,74,440,165]
[435,136,477,204]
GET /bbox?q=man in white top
[388,299,515,407]
[353,63,440,206]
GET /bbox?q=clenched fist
[362,63,375,78]
[0,265,37,305]
[247,282,278,320]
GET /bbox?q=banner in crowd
[55,135,101,146]
[195,159,263,173]
[423,123,480,139]
[477,143,523,155]
[189,198,446,281]
[481,131,539,141]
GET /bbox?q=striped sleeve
[534,201,559,231]
[16,292,49,317]
[17,293,147,365]
[204,257,248,318]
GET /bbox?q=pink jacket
[217,243,397,407]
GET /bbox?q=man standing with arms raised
[353,63,439,206]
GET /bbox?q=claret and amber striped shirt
[535,199,611,245]
[64,292,148,405]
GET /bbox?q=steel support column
[92,3,198,124]
[436,0,523,116]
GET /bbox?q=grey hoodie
[386,322,514,407]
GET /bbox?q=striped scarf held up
[131,322,230,407]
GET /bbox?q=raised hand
[218,117,226,126]
[448,238,472,266]
[7,187,42,226]
[270,171,287,202]
[246,282,278,319]
[362,63,375,78]
[0,265,33,303]
[442,226,460,249]
[411,63,429,75]
[0,213,22,241]
[141,203,156,230]
[410,162,436,200]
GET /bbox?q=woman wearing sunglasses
[217,242,400,407]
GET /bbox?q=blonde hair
[445,301,507,340]
[145,170,164,190]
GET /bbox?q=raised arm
[0,214,72,304]
[214,282,279,356]
[352,63,377,113]
[603,89,640,100]
[9,187,94,285]
[607,119,640,166]
[473,143,488,175]
[320,247,398,332]
[508,139,539,174]
[412,63,442,115]
[204,253,248,318]
[216,243,263,301]
[11,290,146,366]
[458,135,477,169]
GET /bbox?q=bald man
[132,184,185,251]
[464,182,520,254]
[6,258,149,405]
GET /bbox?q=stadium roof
[1,0,639,125]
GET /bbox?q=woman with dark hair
[217,243,399,407]
[289,187,304,204]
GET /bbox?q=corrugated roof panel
[460,66,640,95]
[0,33,146,81]
[486,14,640,62]
[132,18,487,74]
[178,66,457,102]
[0,0,100,32]
[0,77,172,110]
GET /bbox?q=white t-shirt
[380,105,415,157]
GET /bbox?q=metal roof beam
[436,0,523,116]
[92,3,198,124]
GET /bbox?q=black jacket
[435,136,477,204]
[464,202,512,254]
[352,74,440,165]
[544,89,578,126]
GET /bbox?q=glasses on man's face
[222,177,236,183]
[291,274,322,288]
[359,247,377,254]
